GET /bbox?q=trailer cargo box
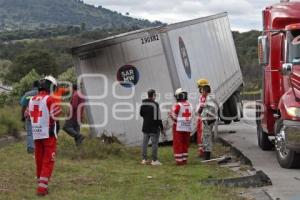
[71,12,243,145]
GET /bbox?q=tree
[0,60,12,81]
[11,69,41,99]
[6,49,58,83]
[80,22,86,32]
[58,67,77,84]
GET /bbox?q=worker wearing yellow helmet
[196,78,210,158]
[196,79,218,160]
[197,78,209,92]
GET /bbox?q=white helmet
[175,88,187,96]
[44,75,57,86]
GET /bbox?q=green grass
[0,134,246,200]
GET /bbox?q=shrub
[0,105,23,138]
[0,93,10,107]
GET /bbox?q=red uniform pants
[35,137,57,192]
[173,126,190,165]
[197,118,204,157]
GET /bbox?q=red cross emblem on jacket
[182,109,191,121]
[30,105,43,123]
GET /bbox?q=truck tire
[275,119,300,168]
[257,120,273,150]
[228,95,238,118]
[220,103,231,124]
[225,94,242,122]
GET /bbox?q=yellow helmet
[197,79,209,87]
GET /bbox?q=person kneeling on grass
[140,89,165,166]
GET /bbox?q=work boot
[204,152,211,160]
[75,135,85,146]
[37,183,49,196]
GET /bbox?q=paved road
[218,108,300,200]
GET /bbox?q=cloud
[206,0,254,15]
[83,0,282,31]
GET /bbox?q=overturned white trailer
[71,12,243,145]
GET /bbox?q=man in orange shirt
[52,83,70,133]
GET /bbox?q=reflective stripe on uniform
[51,106,62,116]
[38,183,48,188]
[39,177,49,182]
[182,153,188,157]
[174,154,183,158]
[170,112,178,121]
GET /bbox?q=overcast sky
[83,0,291,32]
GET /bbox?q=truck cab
[257,1,300,168]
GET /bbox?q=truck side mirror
[258,35,269,65]
[282,63,293,75]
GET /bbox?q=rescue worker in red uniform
[28,75,62,196]
[196,79,209,158]
[169,88,192,165]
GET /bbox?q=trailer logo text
[179,37,191,79]
[117,65,139,88]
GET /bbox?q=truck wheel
[220,102,232,124]
[275,119,300,168]
[227,94,242,122]
[257,120,273,150]
[228,95,238,119]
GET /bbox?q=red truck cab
[257,0,300,168]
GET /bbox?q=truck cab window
[287,30,300,63]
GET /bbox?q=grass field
[0,134,246,200]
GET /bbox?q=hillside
[0,0,161,31]
[232,30,261,90]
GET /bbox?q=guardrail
[241,90,261,101]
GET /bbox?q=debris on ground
[201,156,231,164]
[200,170,272,188]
